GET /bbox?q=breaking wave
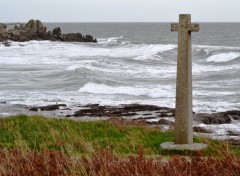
[206,52,240,63]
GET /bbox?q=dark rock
[158,112,173,117]
[0,101,7,104]
[85,35,93,40]
[52,27,61,36]
[136,116,157,120]
[193,126,213,133]
[28,107,38,112]
[143,113,152,116]
[28,104,67,111]
[73,104,173,118]
[122,104,171,112]
[227,130,240,136]
[232,116,240,120]
[224,110,240,120]
[193,112,231,124]
[2,41,11,47]
[39,104,67,111]
[0,19,97,43]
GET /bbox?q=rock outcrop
[0,23,7,32]
[0,19,97,43]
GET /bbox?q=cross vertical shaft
[171,14,199,144]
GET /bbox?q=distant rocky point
[0,19,97,43]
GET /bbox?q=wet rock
[227,130,240,136]
[28,104,67,111]
[193,112,231,124]
[28,107,39,112]
[136,116,158,120]
[2,41,11,47]
[39,104,67,111]
[193,126,213,133]
[224,110,240,120]
[73,104,173,118]
[122,104,171,112]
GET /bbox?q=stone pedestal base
[160,142,207,151]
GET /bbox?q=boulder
[193,112,231,124]
[52,27,61,36]
[24,19,46,33]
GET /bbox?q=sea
[0,23,240,116]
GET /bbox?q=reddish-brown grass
[0,148,240,176]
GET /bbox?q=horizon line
[4,21,240,24]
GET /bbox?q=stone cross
[171,14,199,144]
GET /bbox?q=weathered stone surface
[161,142,207,151]
[171,14,199,144]
[0,19,97,43]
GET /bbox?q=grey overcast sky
[1,0,240,22]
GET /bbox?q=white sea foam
[193,100,240,113]
[198,122,240,137]
[194,45,240,51]
[192,63,240,75]
[98,36,130,45]
[78,82,174,98]
[206,52,240,63]
[1,41,177,66]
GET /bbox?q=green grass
[0,114,239,157]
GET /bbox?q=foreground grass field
[0,114,240,175]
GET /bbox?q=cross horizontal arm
[171,23,199,32]
[171,23,179,31]
[188,24,199,32]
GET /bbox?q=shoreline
[1,102,240,142]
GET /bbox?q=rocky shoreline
[0,102,240,145]
[30,103,240,146]
[0,19,97,43]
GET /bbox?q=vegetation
[0,114,239,175]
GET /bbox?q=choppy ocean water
[0,23,239,115]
